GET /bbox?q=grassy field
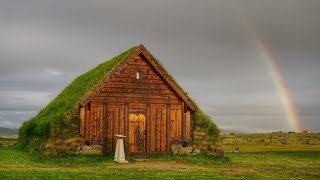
[221,132,320,152]
[0,137,17,148]
[0,133,320,179]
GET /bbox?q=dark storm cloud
[0,0,319,132]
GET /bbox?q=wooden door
[128,113,146,154]
[149,104,167,154]
[104,103,125,154]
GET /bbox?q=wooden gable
[79,44,196,111]
[79,44,196,155]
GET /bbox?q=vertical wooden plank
[84,106,87,141]
[97,108,100,141]
[92,109,94,142]
[156,108,161,152]
[93,110,97,141]
[97,108,99,140]
[85,105,90,144]
[118,107,121,135]
[182,102,186,142]
[94,110,97,141]
[99,107,103,141]
[150,109,156,153]
[106,107,110,152]
[166,104,170,153]
[143,115,146,153]
[186,111,190,141]
[90,111,95,142]
[80,107,85,137]
[174,109,178,140]
[102,103,108,154]
[114,107,119,135]
[88,103,91,144]
[128,114,134,153]
[119,106,124,135]
[161,108,166,152]
[170,109,175,142]
[95,110,98,141]
[177,108,181,142]
[100,107,103,141]
[112,107,117,152]
[95,108,98,141]
[107,107,113,152]
[92,109,95,141]
[146,103,150,154]
[124,103,129,155]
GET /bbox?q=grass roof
[16,45,219,156]
[17,46,137,153]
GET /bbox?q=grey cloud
[0,0,319,132]
[0,90,52,111]
[0,110,37,129]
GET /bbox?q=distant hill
[0,127,19,134]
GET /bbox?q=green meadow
[221,132,320,152]
[1,133,320,179]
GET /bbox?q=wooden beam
[102,103,108,154]
[166,104,170,153]
[155,109,159,152]
[124,103,129,155]
[182,102,186,143]
[92,96,181,105]
[111,107,114,151]
[79,107,85,137]
[146,103,151,154]
[88,102,91,145]
[84,105,90,143]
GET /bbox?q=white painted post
[114,135,128,163]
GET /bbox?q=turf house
[18,44,219,156]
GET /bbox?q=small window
[136,72,140,79]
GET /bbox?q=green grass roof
[16,45,219,155]
[17,46,137,152]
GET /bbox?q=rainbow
[233,3,302,132]
[252,32,302,132]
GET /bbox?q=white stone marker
[114,134,128,163]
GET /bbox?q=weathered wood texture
[81,52,193,155]
[92,56,180,104]
[79,45,196,111]
[106,103,125,153]
[128,113,146,153]
[79,107,85,137]
[186,111,191,141]
[149,104,167,154]
[170,104,182,143]
[89,102,103,144]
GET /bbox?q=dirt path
[113,161,206,170]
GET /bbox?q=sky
[0,0,319,133]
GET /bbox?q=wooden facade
[79,44,196,155]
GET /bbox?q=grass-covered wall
[190,108,220,151]
[17,47,137,154]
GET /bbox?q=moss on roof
[17,46,137,153]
